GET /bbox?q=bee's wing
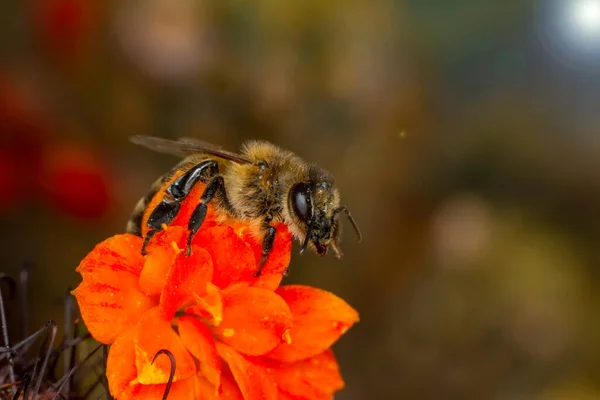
[130,135,253,164]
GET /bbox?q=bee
[127,135,361,276]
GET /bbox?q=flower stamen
[282,329,292,345]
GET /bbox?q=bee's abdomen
[125,176,167,236]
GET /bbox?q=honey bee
[127,136,361,276]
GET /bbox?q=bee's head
[288,167,361,258]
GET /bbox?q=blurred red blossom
[30,0,98,63]
[40,143,112,220]
[0,77,113,219]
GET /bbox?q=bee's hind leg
[142,199,181,255]
[142,160,217,256]
[141,230,156,256]
[185,176,225,256]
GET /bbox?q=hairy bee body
[127,136,361,274]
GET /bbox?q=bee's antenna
[334,206,362,242]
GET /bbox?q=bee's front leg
[329,218,344,259]
[185,176,225,256]
[254,221,276,277]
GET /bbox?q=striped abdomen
[125,173,172,236]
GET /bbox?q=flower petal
[134,307,196,384]
[107,330,199,400]
[219,369,245,400]
[213,284,293,356]
[193,226,257,288]
[177,315,221,388]
[73,235,154,344]
[126,376,198,400]
[270,350,344,399]
[76,234,145,276]
[193,282,223,326]
[138,227,187,296]
[159,246,213,320]
[106,329,137,399]
[242,222,292,291]
[196,368,243,400]
[196,375,219,399]
[266,285,359,363]
[216,342,278,400]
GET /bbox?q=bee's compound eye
[291,183,312,222]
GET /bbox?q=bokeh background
[2,0,600,398]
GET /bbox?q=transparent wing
[130,135,252,164]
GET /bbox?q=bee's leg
[185,176,225,256]
[330,219,344,259]
[141,160,218,256]
[141,199,181,255]
[141,230,156,256]
[254,224,276,277]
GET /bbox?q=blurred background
[2,0,600,398]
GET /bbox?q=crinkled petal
[76,234,145,276]
[73,235,154,344]
[139,245,175,296]
[219,369,245,400]
[266,285,359,363]
[138,227,188,296]
[177,315,221,388]
[196,368,243,400]
[216,342,278,400]
[277,393,297,400]
[196,375,219,399]
[106,329,137,398]
[107,329,198,400]
[125,376,198,400]
[193,226,257,288]
[134,308,196,384]
[270,350,344,399]
[213,284,293,356]
[159,246,213,320]
[193,282,223,326]
[241,222,292,291]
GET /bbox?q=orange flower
[73,202,359,399]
